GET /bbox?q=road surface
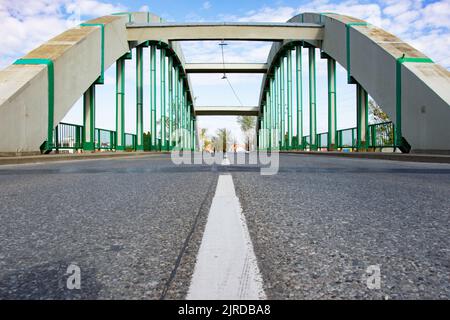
[0,153,448,299]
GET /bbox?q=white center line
[187,174,266,300]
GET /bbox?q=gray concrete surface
[0,154,217,299]
[0,153,448,299]
[232,154,450,299]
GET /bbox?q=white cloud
[202,1,212,10]
[0,0,127,68]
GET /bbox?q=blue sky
[1,0,449,144]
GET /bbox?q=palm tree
[214,128,233,152]
[237,116,256,151]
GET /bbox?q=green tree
[214,128,233,152]
[237,116,256,151]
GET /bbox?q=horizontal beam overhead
[195,106,259,116]
[127,22,324,42]
[185,63,268,74]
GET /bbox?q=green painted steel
[295,45,303,150]
[308,47,317,151]
[82,84,96,150]
[395,56,433,150]
[345,22,368,84]
[136,46,144,151]
[150,45,157,149]
[168,55,173,150]
[160,47,167,150]
[55,123,83,150]
[80,23,105,84]
[356,83,368,150]
[115,57,126,150]
[13,58,54,153]
[96,128,116,150]
[327,57,337,150]
[280,56,285,149]
[287,49,293,149]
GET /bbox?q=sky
[1,0,449,144]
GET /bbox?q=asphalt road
[0,153,449,299]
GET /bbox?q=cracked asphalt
[0,153,448,299]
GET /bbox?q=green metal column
[356,83,368,151]
[168,55,173,150]
[115,57,125,151]
[327,57,337,150]
[160,47,166,151]
[83,84,95,151]
[267,91,271,150]
[296,44,303,150]
[136,46,144,151]
[149,44,157,150]
[277,65,282,148]
[173,65,179,149]
[280,56,285,149]
[287,49,293,149]
[308,47,317,151]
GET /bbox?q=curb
[280,151,450,164]
[0,151,171,166]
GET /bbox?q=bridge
[0,11,449,301]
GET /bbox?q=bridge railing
[368,121,396,150]
[55,122,83,151]
[95,128,116,151]
[53,123,138,152]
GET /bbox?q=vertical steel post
[327,57,337,150]
[356,83,368,151]
[149,44,157,150]
[83,84,96,151]
[280,56,285,149]
[160,47,166,151]
[287,49,293,149]
[168,55,173,150]
[136,46,144,151]
[296,44,303,150]
[308,47,317,151]
[116,57,125,151]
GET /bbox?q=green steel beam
[168,55,173,150]
[160,47,166,150]
[287,49,293,149]
[356,83,368,151]
[115,57,126,151]
[308,47,317,151]
[150,45,157,149]
[280,56,285,149]
[327,57,337,150]
[136,46,144,151]
[83,84,96,151]
[296,45,303,150]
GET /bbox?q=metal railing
[336,127,357,150]
[55,122,83,150]
[125,133,137,151]
[95,128,116,151]
[368,121,395,150]
[53,123,138,152]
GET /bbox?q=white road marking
[187,174,266,300]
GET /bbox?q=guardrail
[53,123,137,152]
